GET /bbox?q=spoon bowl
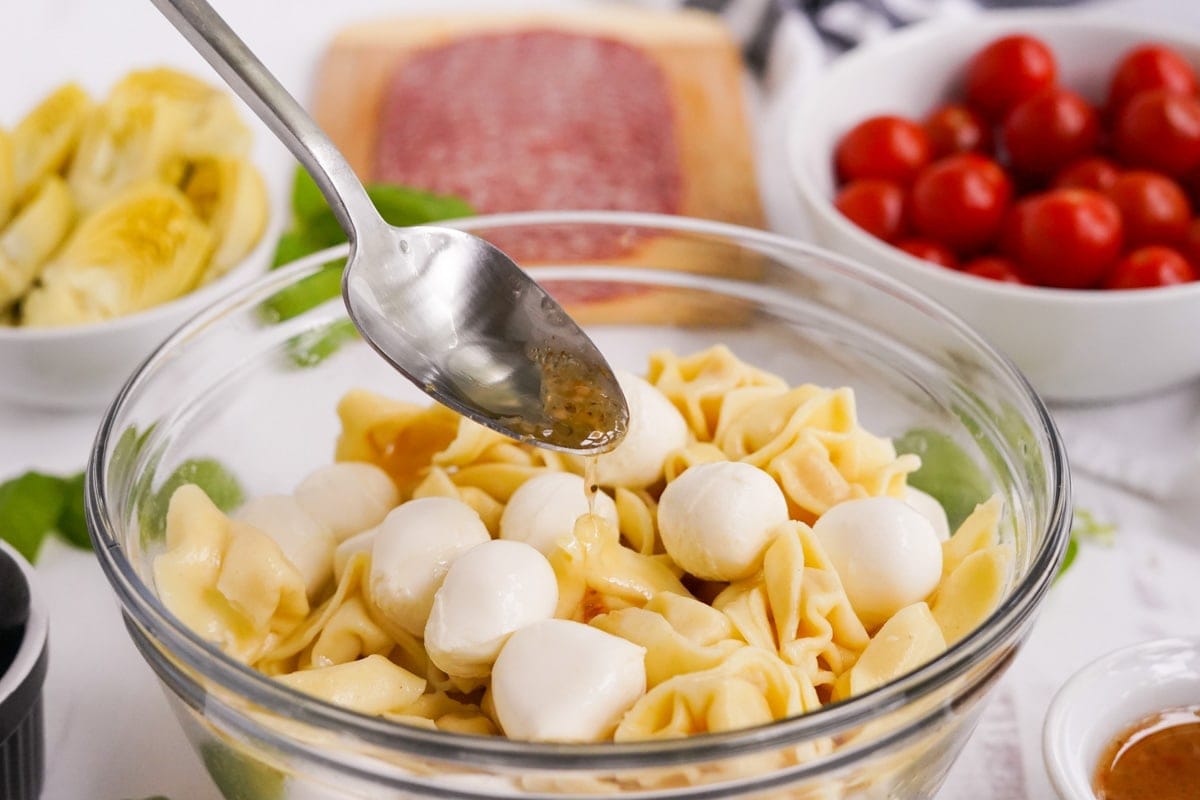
[150,0,628,453]
[344,224,627,452]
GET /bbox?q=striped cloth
[684,0,1084,75]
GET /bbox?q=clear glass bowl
[87,212,1071,800]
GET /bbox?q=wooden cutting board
[310,7,764,229]
[309,8,766,321]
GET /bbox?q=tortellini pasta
[153,485,308,664]
[615,647,815,739]
[591,593,745,687]
[153,346,1011,744]
[275,654,426,716]
[714,521,870,689]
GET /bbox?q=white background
[2,0,1200,798]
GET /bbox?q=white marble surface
[2,0,1199,798]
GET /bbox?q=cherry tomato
[897,239,959,268]
[1178,168,1200,210]
[1102,245,1198,289]
[1183,218,1200,267]
[1002,189,1124,288]
[835,180,908,242]
[1108,45,1199,114]
[909,154,1012,255]
[1113,89,1200,176]
[965,34,1058,122]
[835,115,932,184]
[1106,171,1191,247]
[1053,157,1121,193]
[962,256,1028,284]
[1001,88,1100,178]
[923,104,993,158]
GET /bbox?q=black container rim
[0,541,49,743]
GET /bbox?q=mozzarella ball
[492,619,646,742]
[500,472,618,555]
[294,462,399,541]
[369,497,491,637]
[657,461,789,581]
[234,494,336,599]
[902,486,951,541]
[424,539,558,678]
[812,496,944,627]
[590,370,689,488]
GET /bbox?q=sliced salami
[373,30,682,263]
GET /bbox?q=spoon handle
[150,0,383,242]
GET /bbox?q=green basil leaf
[1072,507,1116,544]
[200,740,284,800]
[139,459,245,543]
[264,167,475,365]
[1055,508,1116,583]
[894,428,993,531]
[56,472,90,550]
[367,184,473,226]
[0,472,68,562]
[286,318,359,368]
[291,166,327,227]
[269,229,322,270]
[260,262,346,323]
[296,208,350,252]
[1055,536,1079,582]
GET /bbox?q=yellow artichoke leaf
[12,83,91,199]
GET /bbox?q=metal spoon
[150,0,628,453]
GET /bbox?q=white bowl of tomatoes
[789,10,1200,402]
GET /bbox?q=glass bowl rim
[86,210,1072,770]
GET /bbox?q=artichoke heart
[21,182,212,327]
[183,157,268,281]
[12,83,91,200]
[67,94,192,213]
[0,176,74,309]
[0,129,15,227]
[108,67,252,158]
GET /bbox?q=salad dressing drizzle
[1094,705,1200,799]
[584,456,599,518]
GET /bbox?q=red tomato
[1002,189,1124,288]
[965,34,1058,122]
[835,180,908,242]
[962,256,1028,284]
[1183,218,1200,266]
[923,104,993,158]
[909,154,1013,254]
[1179,168,1200,210]
[1108,45,1199,114]
[1106,171,1191,247]
[897,239,959,268]
[1053,157,1121,193]
[1002,88,1100,178]
[1113,89,1200,176]
[1103,245,1198,289]
[835,116,932,184]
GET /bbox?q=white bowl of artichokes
[0,68,271,409]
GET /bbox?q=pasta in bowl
[87,212,1070,799]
